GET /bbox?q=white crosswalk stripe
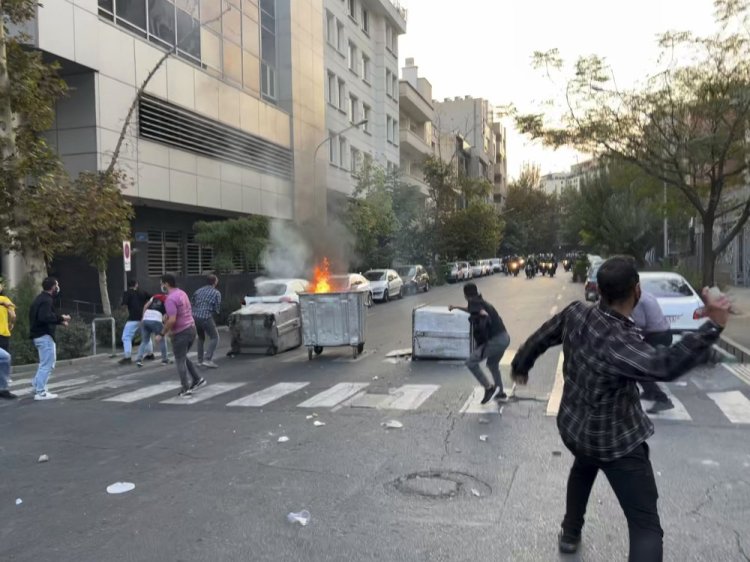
[375,384,440,410]
[162,383,245,405]
[641,384,692,421]
[59,379,135,398]
[297,382,369,408]
[708,391,750,424]
[16,376,96,397]
[227,382,309,407]
[723,363,750,386]
[460,387,503,415]
[104,382,182,403]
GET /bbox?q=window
[260,0,277,101]
[326,10,335,45]
[329,131,337,164]
[338,78,346,111]
[386,69,392,97]
[327,71,337,106]
[386,116,393,142]
[347,0,356,20]
[187,233,214,275]
[147,230,183,277]
[361,54,370,83]
[336,20,344,52]
[339,136,347,168]
[392,74,398,99]
[348,41,357,74]
[392,118,398,145]
[386,24,393,52]
[350,147,361,173]
[361,7,369,34]
[362,104,371,132]
[349,94,358,123]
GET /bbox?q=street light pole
[312,119,368,219]
[663,181,669,261]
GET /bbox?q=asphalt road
[1,273,749,561]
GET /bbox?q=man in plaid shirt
[192,274,222,369]
[511,256,731,561]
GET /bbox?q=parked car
[396,265,430,294]
[639,272,708,333]
[446,261,470,283]
[490,258,502,273]
[330,273,374,307]
[364,269,405,302]
[244,278,310,305]
[480,259,493,276]
[584,264,601,302]
[470,261,485,278]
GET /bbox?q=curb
[717,335,750,364]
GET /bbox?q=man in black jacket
[29,277,70,400]
[511,257,731,561]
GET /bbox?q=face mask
[53,286,61,296]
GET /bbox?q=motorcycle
[562,258,572,272]
[525,262,535,279]
[548,262,558,277]
[509,261,520,277]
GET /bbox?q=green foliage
[502,164,558,254]
[56,317,91,361]
[440,203,504,261]
[194,216,269,273]
[423,156,460,218]
[7,277,38,365]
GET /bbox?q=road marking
[549,305,559,316]
[297,382,370,408]
[377,384,440,410]
[501,349,516,366]
[460,387,503,415]
[546,353,565,416]
[641,384,691,421]
[708,391,750,424]
[227,382,309,407]
[17,376,95,397]
[104,382,181,403]
[161,382,245,405]
[59,379,135,398]
[723,363,750,387]
[9,377,33,389]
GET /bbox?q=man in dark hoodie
[29,277,70,400]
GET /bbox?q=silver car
[639,272,707,333]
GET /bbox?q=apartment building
[6,0,328,304]
[322,0,406,207]
[398,58,434,196]
[541,172,569,197]
[491,119,508,208]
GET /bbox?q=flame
[312,257,332,293]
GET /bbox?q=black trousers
[562,443,663,562]
[640,332,674,402]
[0,335,9,352]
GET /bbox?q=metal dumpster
[227,302,301,356]
[412,305,472,360]
[299,291,367,360]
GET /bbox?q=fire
[312,257,332,293]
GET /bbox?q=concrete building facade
[322,0,406,207]
[398,58,433,196]
[8,0,328,304]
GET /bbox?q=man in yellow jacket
[0,277,17,399]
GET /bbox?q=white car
[490,258,502,273]
[330,273,374,307]
[639,272,707,333]
[244,278,310,305]
[364,269,404,302]
[470,261,484,278]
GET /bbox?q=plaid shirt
[511,301,722,462]
[192,285,222,320]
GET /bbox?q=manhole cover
[388,471,492,499]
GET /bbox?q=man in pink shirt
[155,274,206,397]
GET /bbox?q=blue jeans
[136,320,168,361]
[33,335,56,393]
[0,346,10,391]
[122,320,151,358]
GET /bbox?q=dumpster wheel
[357,343,365,355]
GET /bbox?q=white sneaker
[202,360,218,369]
[34,391,59,401]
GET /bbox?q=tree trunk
[98,268,112,317]
[701,218,716,288]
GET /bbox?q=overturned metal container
[227,302,302,356]
[412,305,472,360]
[299,291,367,360]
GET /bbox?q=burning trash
[312,257,332,294]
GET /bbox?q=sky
[398,0,717,181]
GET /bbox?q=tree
[0,0,68,277]
[423,156,460,219]
[440,202,504,261]
[194,216,269,273]
[515,0,750,286]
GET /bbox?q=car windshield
[588,267,600,281]
[396,267,415,277]
[329,276,351,290]
[256,282,287,296]
[364,271,386,281]
[641,277,695,298]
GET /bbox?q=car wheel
[399,286,405,299]
[366,292,373,307]
[384,290,390,303]
[314,346,323,356]
[424,282,430,293]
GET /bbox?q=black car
[396,265,430,294]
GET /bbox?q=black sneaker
[558,530,581,554]
[178,388,193,398]
[495,392,509,403]
[647,399,674,414]
[118,357,132,365]
[135,360,144,368]
[480,386,497,404]
[190,378,207,392]
[144,354,156,361]
[0,389,18,400]
[639,391,656,401]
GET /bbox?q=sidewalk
[722,286,750,361]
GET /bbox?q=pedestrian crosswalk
[6,363,750,426]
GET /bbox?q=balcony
[399,80,433,123]
[363,0,407,33]
[400,127,432,158]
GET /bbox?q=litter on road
[38,454,49,463]
[471,488,481,497]
[479,435,488,442]
[287,510,311,526]
[106,482,136,494]
[313,420,326,427]
[382,420,404,429]
[277,436,290,443]
[15,498,22,506]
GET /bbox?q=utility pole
[663,181,669,263]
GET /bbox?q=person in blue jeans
[28,277,70,401]
[135,293,170,367]
[119,279,152,365]
[0,346,14,399]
